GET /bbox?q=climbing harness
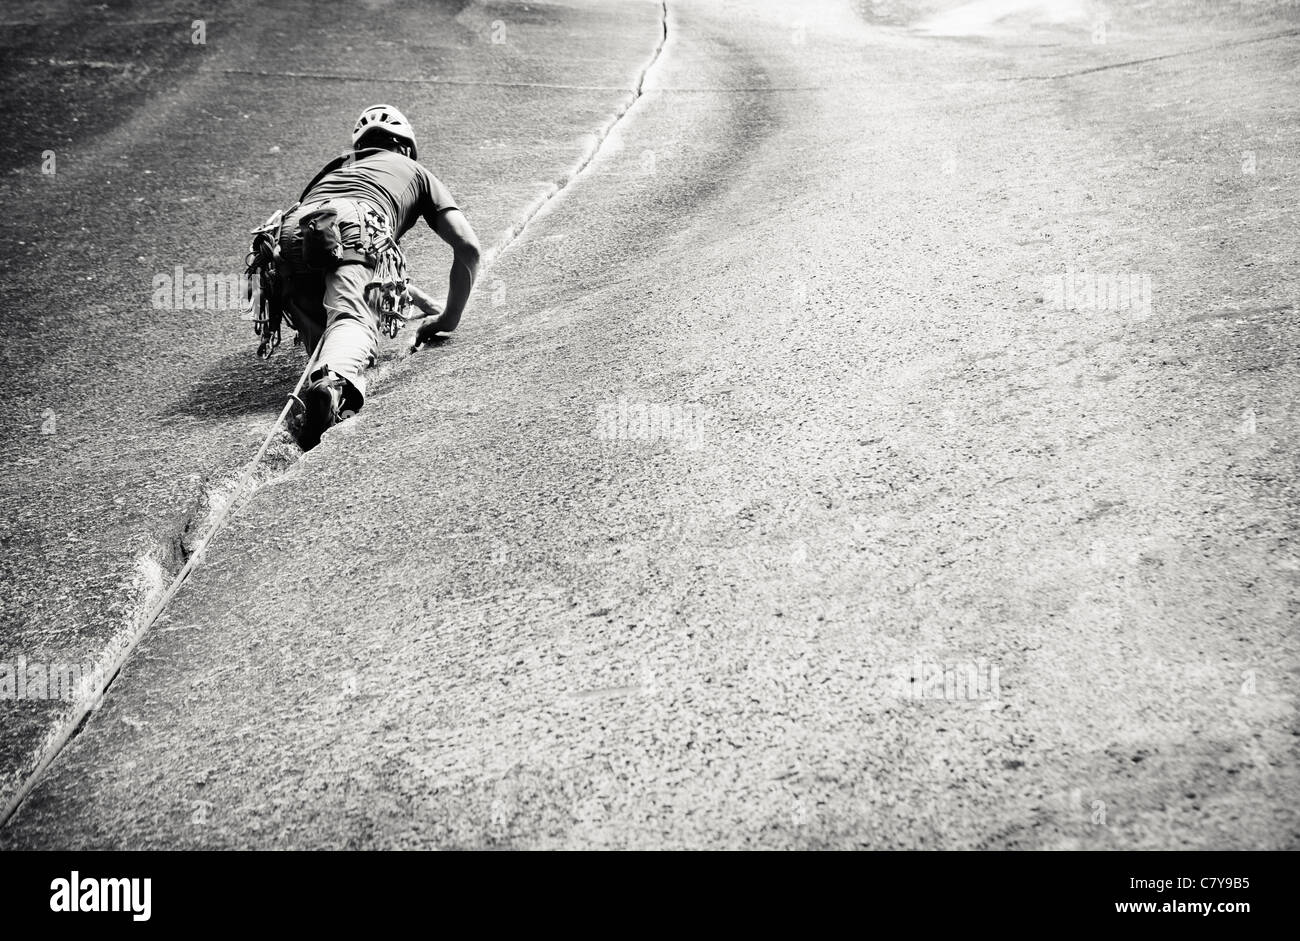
[245,200,418,361]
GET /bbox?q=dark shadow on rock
[163,345,310,421]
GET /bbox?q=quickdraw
[361,207,412,339]
[244,207,291,359]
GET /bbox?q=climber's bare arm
[413,209,481,350]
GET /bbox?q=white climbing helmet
[352,104,418,159]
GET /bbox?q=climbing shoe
[297,370,358,451]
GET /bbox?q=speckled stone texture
[1,0,1297,848]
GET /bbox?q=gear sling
[244,156,414,359]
